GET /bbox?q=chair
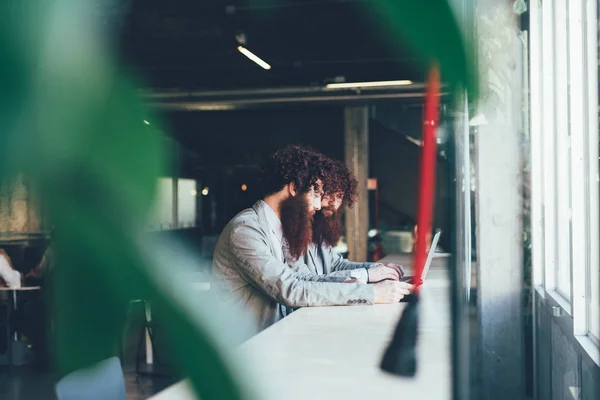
[135,300,168,375]
[55,356,126,400]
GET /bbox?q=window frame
[584,0,600,342]
[553,0,573,301]
[541,0,560,300]
[531,0,600,356]
[530,0,545,290]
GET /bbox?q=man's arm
[287,257,350,283]
[230,224,374,307]
[326,247,404,283]
[25,246,53,279]
[327,246,381,272]
[288,252,357,282]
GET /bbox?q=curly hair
[322,160,359,208]
[261,145,328,196]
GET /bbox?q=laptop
[400,230,442,285]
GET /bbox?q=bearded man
[306,161,405,283]
[212,145,411,331]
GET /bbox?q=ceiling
[114,0,425,91]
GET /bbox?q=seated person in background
[25,244,53,369]
[213,145,413,331]
[24,245,54,284]
[302,161,405,283]
[0,248,22,288]
[22,245,53,368]
[0,245,52,367]
[0,245,54,288]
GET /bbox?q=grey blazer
[303,243,381,280]
[212,201,374,331]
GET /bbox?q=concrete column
[475,2,525,399]
[344,106,369,262]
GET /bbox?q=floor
[0,300,179,400]
[0,247,212,400]
[0,363,177,400]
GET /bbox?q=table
[0,233,49,246]
[150,253,451,400]
[0,286,41,370]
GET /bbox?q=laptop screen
[421,231,442,281]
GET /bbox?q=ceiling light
[237,46,271,70]
[325,80,413,89]
[192,104,236,111]
[241,184,248,191]
[143,120,150,125]
[202,187,209,196]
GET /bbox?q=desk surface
[150,254,451,400]
[0,233,49,245]
[0,286,41,291]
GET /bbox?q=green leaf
[1,1,253,399]
[1,2,477,400]
[363,0,478,101]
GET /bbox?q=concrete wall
[0,174,45,233]
[0,174,48,271]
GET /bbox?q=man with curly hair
[304,160,405,282]
[213,145,412,331]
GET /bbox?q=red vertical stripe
[413,66,440,293]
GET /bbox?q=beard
[280,194,313,262]
[312,207,343,248]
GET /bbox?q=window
[530,0,545,288]
[531,0,600,344]
[587,0,600,342]
[541,0,559,295]
[568,0,590,335]
[554,0,572,300]
[177,179,197,228]
[150,177,174,230]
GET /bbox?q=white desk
[150,255,451,400]
[0,286,42,291]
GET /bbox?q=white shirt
[0,254,21,288]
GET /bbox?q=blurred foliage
[365,0,478,102]
[0,0,476,398]
[0,1,252,399]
